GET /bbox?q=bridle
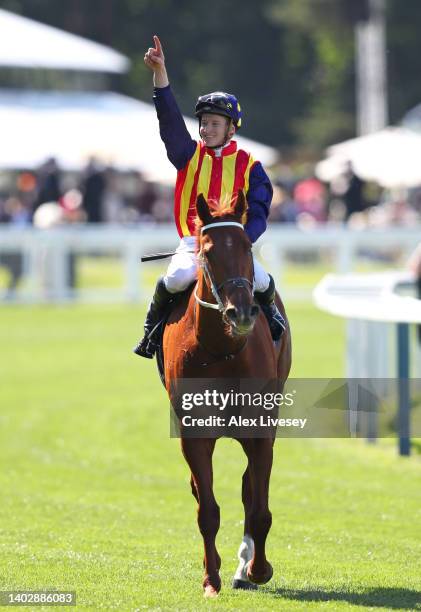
[194,221,255,320]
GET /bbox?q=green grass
[0,303,420,610]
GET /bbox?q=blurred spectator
[137,181,158,217]
[0,196,30,298]
[61,189,86,224]
[102,168,125,223]
[268,184,298,223]
[33,199,81,293]
[33,202,64,228]
[131,173,158,221]
[80,157,106,223]
[1,196,31,226]
[17,171,37,211]
[0,199,6,223]
[34,157,62,212]
[411,187,421,216]
[343,163,366,220]
[293,177,327,223]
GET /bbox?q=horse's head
[195,192,259,336]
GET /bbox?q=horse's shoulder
[167,285,195,326]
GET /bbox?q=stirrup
[270,312,286,342]
[261,304,286,342]
[133,315,164,358]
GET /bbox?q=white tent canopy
[315,127,421,188]
[0,90,279,182]
[0,8,130,73]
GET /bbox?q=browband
[201,221,244,233]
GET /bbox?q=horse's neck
[194,273,242,355]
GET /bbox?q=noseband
[194,221,255,314]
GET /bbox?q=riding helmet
[195,92,242,129]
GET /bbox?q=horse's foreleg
[246,438,274,585]
[190,474,199,503]
[232,467,257,590]
[241,465,252,536]
[182,439,221,597]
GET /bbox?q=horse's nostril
[251,304,260,319]
[225,307,238,321]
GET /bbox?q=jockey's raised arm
[144,35,195,170]
[144,35,169,88]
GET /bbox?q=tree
[2,0,421,154]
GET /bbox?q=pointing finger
[154,34,163,55]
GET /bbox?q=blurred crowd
[1,156,420,300]
[270,162,421,229]
[0,157,175,296]
[1,157,421,231]
[0,156,175,230]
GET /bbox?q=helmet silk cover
[195,92,242,129]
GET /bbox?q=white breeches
[164,236,270,294]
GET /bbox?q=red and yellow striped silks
[174,141,256,237]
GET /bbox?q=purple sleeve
[153,85,197,170]
[244,162,273,243]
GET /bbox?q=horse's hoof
[246,560,273,585]
[232,578,258,590]
[203,585,219,598]
[203,573,221,598]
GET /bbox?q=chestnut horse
[163,192,291,597]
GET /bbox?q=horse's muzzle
[225,303,259,336]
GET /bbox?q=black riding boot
[255,274,286,342]
[133,277,174,358]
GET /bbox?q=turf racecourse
[1,303,420,611]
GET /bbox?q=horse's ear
[196,193,213,225]
[233,190,247,219]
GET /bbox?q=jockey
[134,35,286,358]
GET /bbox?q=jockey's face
[199,113,235,148]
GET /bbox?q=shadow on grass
[266,586,421,609]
